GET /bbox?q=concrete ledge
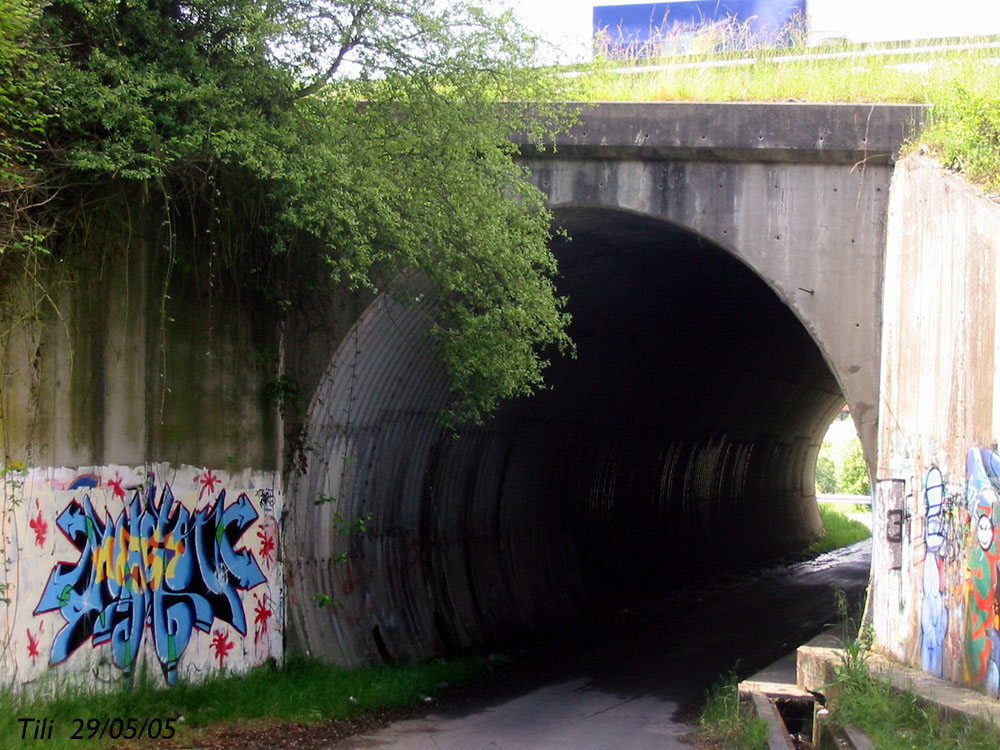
[866,653,1000,728]
[798,647,1000,734]
[843,725,876,750]
[516,102,927,164]
[797,645,844,698]
[739,680,814,700]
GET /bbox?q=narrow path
[328,541,872,750]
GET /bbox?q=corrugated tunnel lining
[288,207,845,666]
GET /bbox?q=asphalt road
[330,541,871,750]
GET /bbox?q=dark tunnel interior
[289,206,848,664]
[497,206,843,583]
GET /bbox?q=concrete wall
[0,215,285,690]
[873,155,1000,692]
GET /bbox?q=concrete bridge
[20,100,997,694]
[286,102,926,665]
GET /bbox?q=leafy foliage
[1,0,575,423]
[815,435,871,496]
[815,453,837,494]
[0,0,49,262]
[839,438,871,497]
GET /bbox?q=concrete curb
[739,617,1000,746]
[842,726,875,750]
[747,690,797,750]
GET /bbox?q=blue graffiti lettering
[33,482,266,685]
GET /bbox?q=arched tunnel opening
[287,207,849,666]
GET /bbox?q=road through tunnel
[286,207,847,666]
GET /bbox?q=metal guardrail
[817,493,872,507]
[596,41,1000,75]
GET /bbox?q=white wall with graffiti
[873,154,1000,692]
[1,463,283,690]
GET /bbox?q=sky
[502,0,1000,63]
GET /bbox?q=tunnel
[286,206,847,666]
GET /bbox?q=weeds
[696,671,768,750]
[828,650,1000,750]
[919,82,1000,192]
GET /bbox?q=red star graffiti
[253,594,272,645]
[211,629,235,669]
[27,627,40,665]
[29,499,47,548]
[257,527,276,567]
[197,469,222,501]
[107,472,126,501]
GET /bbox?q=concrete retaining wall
[873,155,1000,692]
[0,219,285,690]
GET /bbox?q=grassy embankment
[807,502,871,555]
[0,655,489,749]
[564,32,1000,192]
[832,646,1000,750]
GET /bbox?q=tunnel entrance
[288,207,847,665]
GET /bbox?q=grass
[806,502,872,556]
[563,31,1000,193]
[695,672,768,750]
[698,619,1000,750]
[829,647,1000,750]
[0,654,489,749]
[696,644,1000,750]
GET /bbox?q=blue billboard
[593,1,806,55]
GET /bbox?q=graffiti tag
[33,483,267,685]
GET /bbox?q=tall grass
[830,651,1000,749]
[695,672,768,750]
[807,503,871,556]
[0,654,488,749]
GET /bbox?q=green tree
[839,437,871,496]
[0,0,48,261]
[7,0,574,423]
[815,453,837,494]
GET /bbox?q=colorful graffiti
[912,448,1000,691]
[963,448,1000,694]
[33,480,267,685]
